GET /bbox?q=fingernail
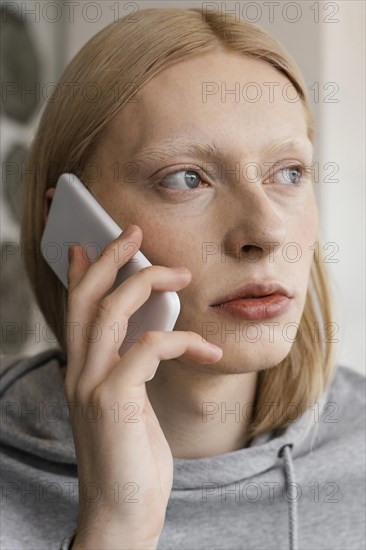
[123,224,136,237]
[207,343,223,356]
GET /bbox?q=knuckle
[74,382,88,405]
[97,297,112,316]
[66,289,81,313]
[89,383,109,405]
[138,330,161,348]
[136,265,153,278]
[101,242,120,266]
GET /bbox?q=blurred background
[1,0,365,375]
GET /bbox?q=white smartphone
[40,173,181,358]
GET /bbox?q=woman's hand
[64,224,223,549]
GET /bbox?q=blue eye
[274,166,302,185]
[159,170,203,190]
[154,163,310,192]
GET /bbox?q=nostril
[242,245,263,262]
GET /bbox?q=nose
[222,187,286,263]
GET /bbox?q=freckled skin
[85,50,318,375]
[46,51,318,455]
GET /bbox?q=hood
[0,348,334,550]
[1,348,74,464]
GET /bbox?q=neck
[146,360,259,459]
[59,362,259,459]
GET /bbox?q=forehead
[108,50,309,157]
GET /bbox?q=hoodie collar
[171,382,328,489]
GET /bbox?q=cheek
[137,218,199,269]
[288,191,319,263]
[110,189,208,271]
[284,199,318,313]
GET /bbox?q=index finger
[65,225,142,372]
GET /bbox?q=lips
[210,281,292,307]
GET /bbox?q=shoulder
[320,364,365,441]
[327,364,365,408]
[0,348,66,399]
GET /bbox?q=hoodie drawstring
[278,444,298,550]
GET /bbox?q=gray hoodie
[0,348,365,550]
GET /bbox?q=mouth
[209,281,293,321]
[210,281,293,307]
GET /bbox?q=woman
[1,7,364,550]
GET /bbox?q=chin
[206,339,293,375]
[215,315,298,374]
[178,337,293,378]
[174,304,301,375]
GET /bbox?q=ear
[43,188,56,224]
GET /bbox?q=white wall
[318,2,365,374]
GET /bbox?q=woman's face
[86,50,318,374]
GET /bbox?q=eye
[271,164,304,185]
[158,169,206,191]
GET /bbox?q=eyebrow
[132,136,313,169]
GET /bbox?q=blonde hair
[20,7,337,442]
